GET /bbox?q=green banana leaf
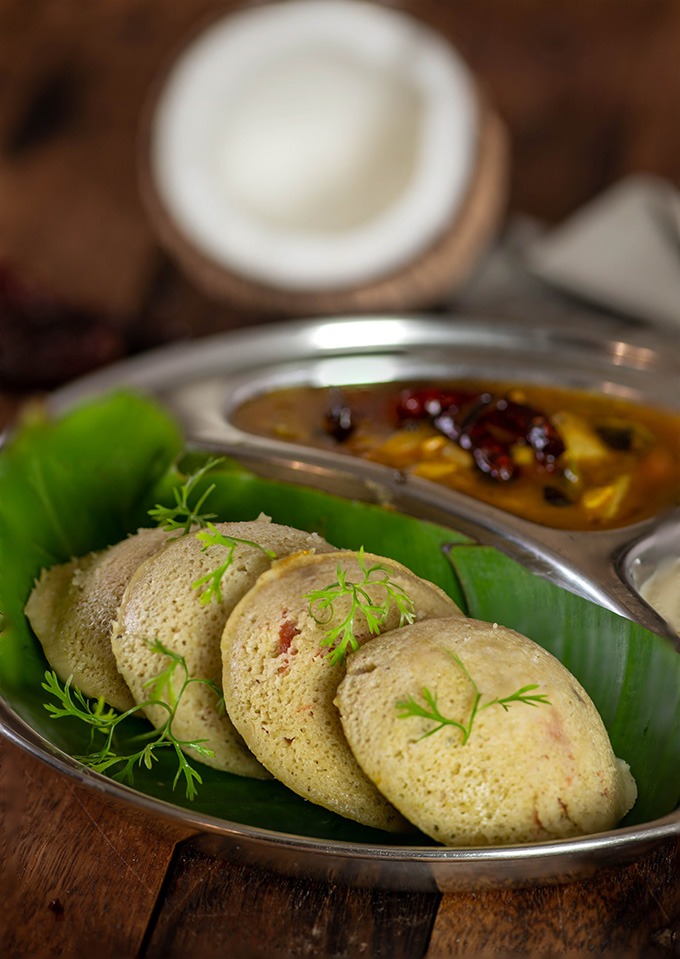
[445,545,680,825]
[0,391,677,845]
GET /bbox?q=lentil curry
[232,380,680,530]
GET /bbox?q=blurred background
[0,0,678,396]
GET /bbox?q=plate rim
[4,312,680,889]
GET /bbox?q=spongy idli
[336,617,637,846]
[112,520,334,778]
[222,550,463,830]
[25,527,171,711]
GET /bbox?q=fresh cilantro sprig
[192,522,277,605]
[305,547,416,666]
[42,640,223,799]
[396,651,551,745]
[148,457,224,536]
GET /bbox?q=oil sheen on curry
[232,380,680,530]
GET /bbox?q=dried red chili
[396,387,565,482]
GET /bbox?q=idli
[336,617,637,846]
[25,527,171,711]
[222,550,463,829]
[112,520,334,778]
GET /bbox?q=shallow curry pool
[231,378,680,531]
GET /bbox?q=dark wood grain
[0,738,179,959]
[428,842,680,957]
[144,846,440,959]
[415,0,680,222]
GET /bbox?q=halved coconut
[140,0,508,314]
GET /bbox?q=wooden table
[3,734,679,958]
[1,2,679,955]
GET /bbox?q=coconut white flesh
[639,555,680,636]
[221,550,463,830]
[24,528,172,712]
[150,0,477,289]
[336,618,638,847]
[111,521,335,778]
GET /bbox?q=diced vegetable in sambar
[231,380,680,530]
[552,411,612,462]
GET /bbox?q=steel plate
[2,313,679,890]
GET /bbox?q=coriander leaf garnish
[192,521,277,605]
[396,652,550,745]
[148,456,224,536]
[305,547,416,666]
[42,640,223,800]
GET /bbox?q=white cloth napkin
[455,174,680,335]
[524,175,680,329]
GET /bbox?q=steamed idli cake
[336,617,637,846]
[222,550,463,830]
[25,527,171,711]
[112,520,334,778]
